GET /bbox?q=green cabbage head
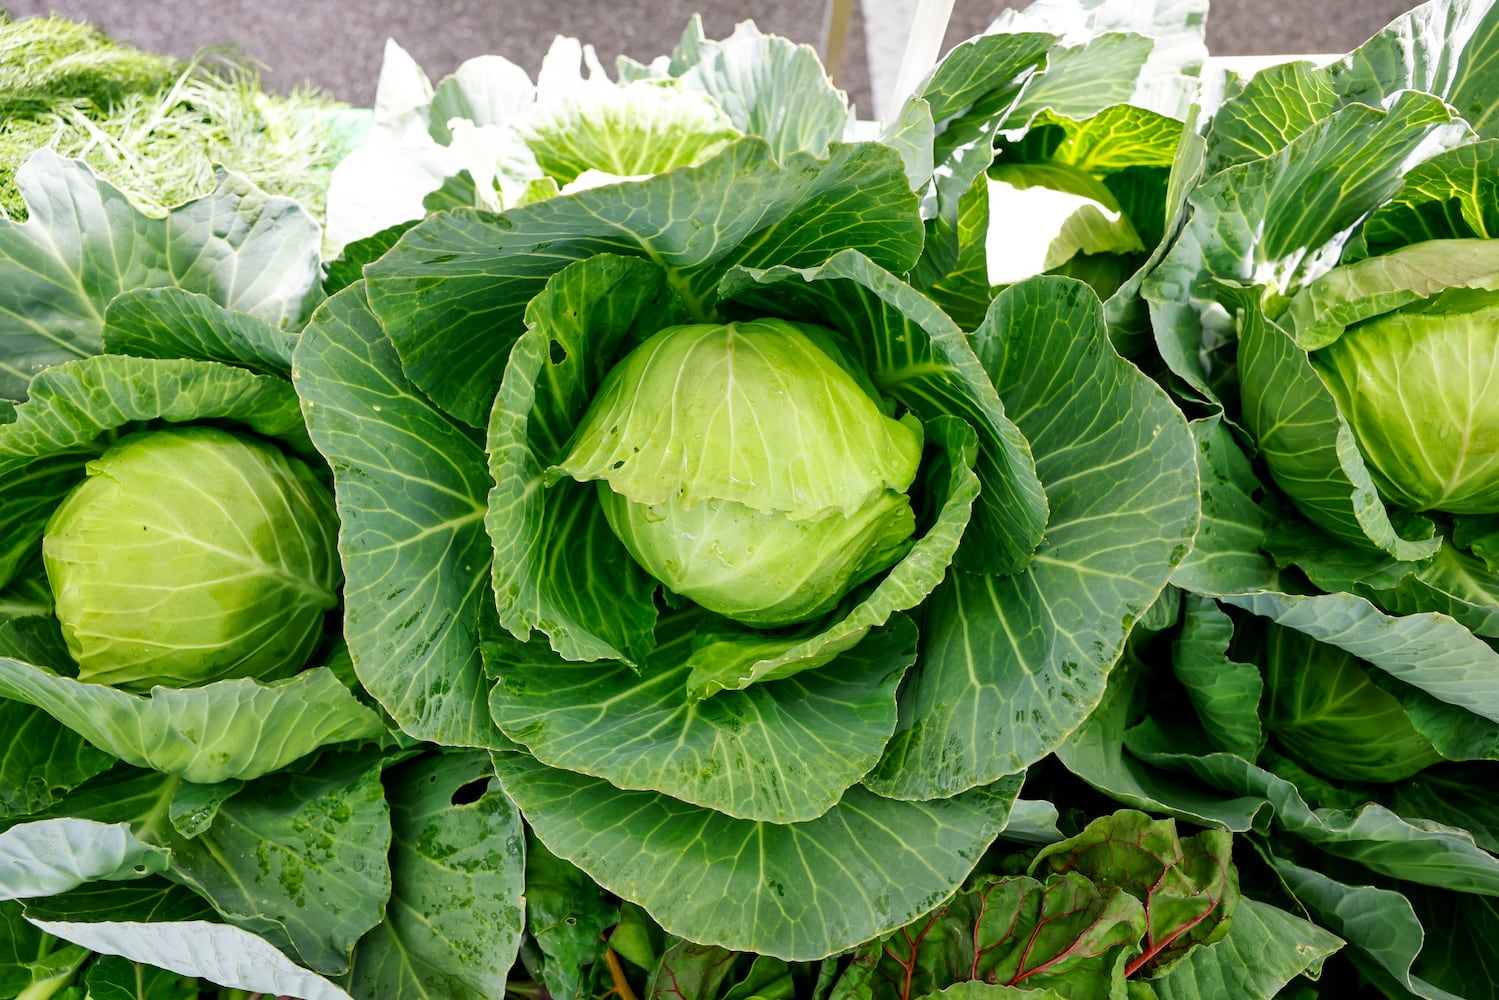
[42,425,340,691]
[1312,289,1499,515]
[553,318,923,626]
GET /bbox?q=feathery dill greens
[0,11,354,220]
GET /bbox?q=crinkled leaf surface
[1334,0,1499,138]
[25,916,355,1000]
[840,870,1142,1000]
[678,417,977,698]
[1010,33,1155,122]
[490,614,915,823]
[492,751,1021,961]
[347,751,525,999]
[718,250,1045,577]
[676,21,851,161]
[0,818,169,900]
[523,835,616,1000]
[1030,810,1237,979]
[364,138,923,427]
[294,283,505,749]
[0,151,322,399]
[1357,140,1499,254]
[865,276,1198,798]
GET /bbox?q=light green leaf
[719,250,1045,576]
[907,32,1055,289]
[0,619,382,783]
[1147,897,1341,1000]
[1335,0,1499,138]
[1145,91,1470,409]
[1358,140,1499,253]
[0,151,322,399]
[679,416,977,696]
[347,751,525,999]
[164,753,390,976]
[524,79,739,184]
[492,751,1021,962]
[866,276,1198,798]
[490,614,915,823]
[0,819,168,900]
[294,283,506,749]
[1010,33,1156,122]
[1282,238,1499,350]
[1200,60,1339,175]
[364,138,924,427]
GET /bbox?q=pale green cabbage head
[42,425,340,690]
[1312,291,1499,515]
[554,318,923,626]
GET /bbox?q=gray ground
[3,0,1420,116]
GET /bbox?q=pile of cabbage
[1,0,1498,997]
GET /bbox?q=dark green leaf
[294,283,506,749]
[492,751,1021,961]
[868,276,1197,797]
[347,751,525,999]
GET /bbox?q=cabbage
[43,425,339,691]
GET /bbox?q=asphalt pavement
[3,0,1421,117]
